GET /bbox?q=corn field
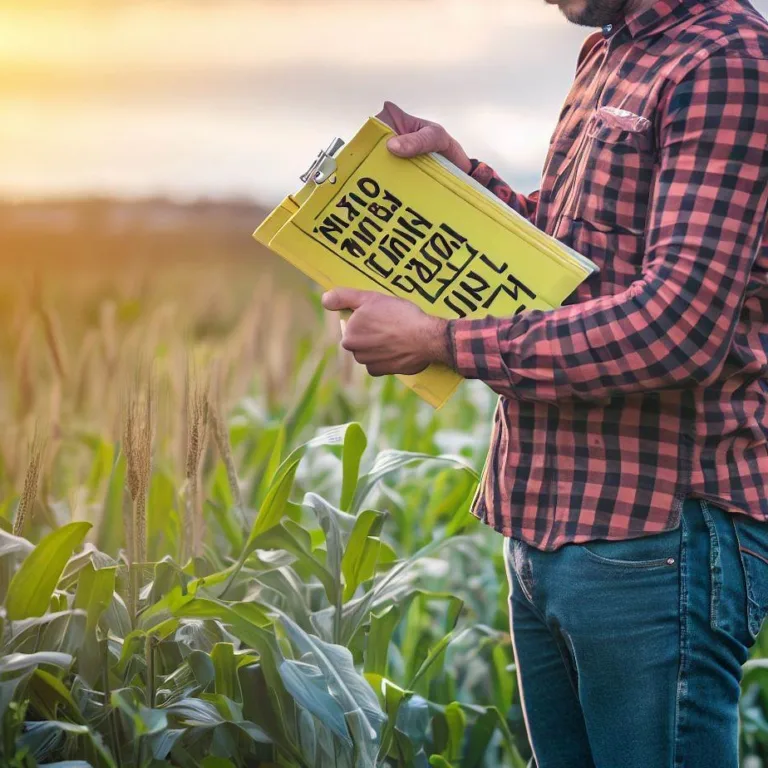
[1,206,768,767]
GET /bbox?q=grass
[0,199,766,767]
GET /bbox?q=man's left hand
[321,288,453,377]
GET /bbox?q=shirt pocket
[568,108,656,237]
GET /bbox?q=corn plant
[0,352,528,768]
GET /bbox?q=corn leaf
[350,452,477,514]
[278,614,386,745]
[339,422,367,512]
[73,562,117,633]
[278,659,352,746]
[211,642,241,703]
[341,509,385,602]
[6,522,91,620]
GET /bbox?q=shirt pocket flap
[587,107,653,151]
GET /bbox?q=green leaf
[464,708,496,768]
[342,509,385,602]
[250,522,336,603]
[351,451,477,513]
[340,423,367,512]
[444,483,480,539]
[302,493,347,641]
[224,425,365,595]
[163,696,226,725]
[209,465,245,555]
[4,610,86,656]
[201,759,237,768]
[0,528,33,558]
[162,697,271,743]
[368,676,409,762]
[443,702,466,762]
[6,522,91,620]
[85,436,115,502]
[19,719,116,768]
[491,643,514,716]
[211,643,241,703]
[0,671,30,721]
[248,423,366,547]
[247,425,284,510]
[246,449,302,546]
[28,668,84,723]
[97,448,126,555]
[0,652,73,675]
[103,593,132,638]
[429,757,457,768]
[408,629,468,695]
[278,659,352,746]
[283,350,331,445]
[187,650,215,688]
[364,605,401,676]
[170,598,291,726]
[147,466,180,561]
[148,728,185,759]
[279,614,386,742]
[333,536,450,646]
[394,693,431,767]
[463,705,527,768]
[238,662,299,758]
[74,562,117,633]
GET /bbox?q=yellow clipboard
[254,117,597,408]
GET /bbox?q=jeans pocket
[581,526,681,569]
[504,537,535,602]
[732,515,768,640]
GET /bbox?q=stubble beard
[563,0,631,27]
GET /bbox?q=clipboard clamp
[300,137,345,185]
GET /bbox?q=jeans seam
[580,548,677,569]
[673,511,689,768]
[699,500,722,632]
[739,546,768,569]
[557,627,584,704]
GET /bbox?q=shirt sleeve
[469,158,540,224]
[448,51,768,403]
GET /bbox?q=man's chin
[546,0,615,27]
[546,0,588,22]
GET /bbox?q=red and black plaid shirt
[448,0,768,549]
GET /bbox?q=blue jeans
[504,497,768,767]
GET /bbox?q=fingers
[347,347,391,377]
[376,101,450,158]
[387,124,450,158]
[321,288,367,312]
[376,101,418,134]
[365,363,389,378]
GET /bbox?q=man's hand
[321,288,453,377]
[376,101,472,175]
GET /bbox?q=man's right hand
[375,101,472,175]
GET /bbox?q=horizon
[1,0,766,205]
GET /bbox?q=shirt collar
[623,0,709,39]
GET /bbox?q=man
[322,0,768,765]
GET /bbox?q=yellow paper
[254,117,597,409]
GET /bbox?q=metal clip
[300,137,345,185]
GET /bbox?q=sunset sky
[1,0,766,204]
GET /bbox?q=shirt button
[602,23,613,37]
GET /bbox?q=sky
[0,0,766,205]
